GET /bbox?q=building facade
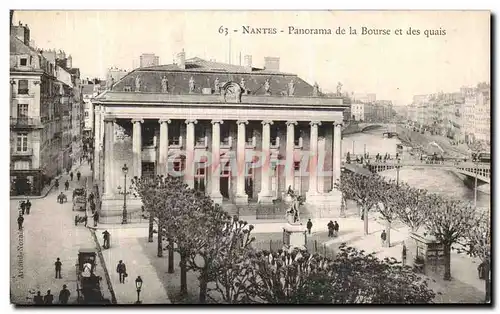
[10,22,83,196]
[139,53,160,68]
[93,54,348,215]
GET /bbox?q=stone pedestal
[234,194,249,205]
[283,223,307,250]
[100,197,143,217]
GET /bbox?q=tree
[374,179,401,247]
[392,183,433,233]
[456,211,491,302]
[424,198,478,281]
[335,171,383,235]
[246,245,436,304]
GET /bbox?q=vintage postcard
[9,10,491,305]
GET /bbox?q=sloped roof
[10,35,39,56]
[112,57,316,97]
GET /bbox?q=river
[342,129,491,211]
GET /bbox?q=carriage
[72,188,87,212]
[75,248,110,304]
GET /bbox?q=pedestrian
[55,179,59,190]
[64,180,69,191]
[327,220,334,237]
[43,290,54,305]
[20,201,26,215]
[306,218,313,235]
[58,284,71,304]
[93,211,99,227]
[381,230,387,247]
[70,172,73,181]
[478,262,486,280]
[90,200,96,214]
[17,214,24,230]
[77,171,81,181]
[33,291,44,305]
[55,257,62,279]
[334,221,339,237]
[83,210,88,227]
[103,230,110,249]
[402,242,407,265]
[25,199,31,215]
[116,260,127,284]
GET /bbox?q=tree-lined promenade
[335,171,491,303]
[135,175,442,304]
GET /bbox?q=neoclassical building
[92,53,348,215]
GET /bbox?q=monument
[283,186,307,250]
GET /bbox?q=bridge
[356,123,396,133]
[343,160,491,184]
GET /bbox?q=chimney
[67,55,73,68]
[176,49,186,70]
[11,22,30,46]
[244,55,252,72]
[264,57,280,72]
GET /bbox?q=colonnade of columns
[101,117,343,204]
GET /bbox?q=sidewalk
[99,229,171,304]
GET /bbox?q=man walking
[17,214,24,230]
[306,219,313,235]
[116,260,127,284]
[334,221,339,237]
[43,290,54,304]
[33,291,44,305]
[103,230,110,249]
[25,199,31,215]
[381,230,387,247]
[93,211,99,227]
[20,201,26,215]
[55,257,62,279]
[64,180,69,191]
[70,172,74,181]
[327,220,334,237]
[58,284,71,304]
[76,171,81,181]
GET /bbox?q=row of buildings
[349,94,395,122]
[10,21,85,196]
[406,83,491,146]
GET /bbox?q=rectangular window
[17,104,28,118]
[14,160,30,170]
[84,111,89,117]
[20,58,27,66]
[18,80,29,95]
[16,133,28,152]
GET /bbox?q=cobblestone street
[10,164,97,305]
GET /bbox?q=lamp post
[396,158,401,187]
[117,164,130,224]
[474,159,479,208]
[135,276,143,304]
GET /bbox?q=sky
[12,10,490,105]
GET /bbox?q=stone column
[93,105,101,181]
[132,119,144,178]
[285,121,297,192]
[185,119,198,189]
[307,121,321,196]
[258,120,274,204]
[103,117,115,197]
[158,119,171,176]
[235,120,249,204]
[211,120,223,204]
[332,122,343,187]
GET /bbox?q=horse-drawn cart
[75,248,110,304]
[72,188,87,212]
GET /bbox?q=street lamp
[135,276,143,304]
[396,158,401,187]
[117,164,130,224]
[474,159,479,208]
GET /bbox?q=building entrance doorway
[220,177,229,199]
[142,162,155,178]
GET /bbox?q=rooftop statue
[135,76,142,92]
[288,79,295,96]
[161,76,169,93]
[214,77,220,94]
[189,76,195,93]
[264,79,271,95]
